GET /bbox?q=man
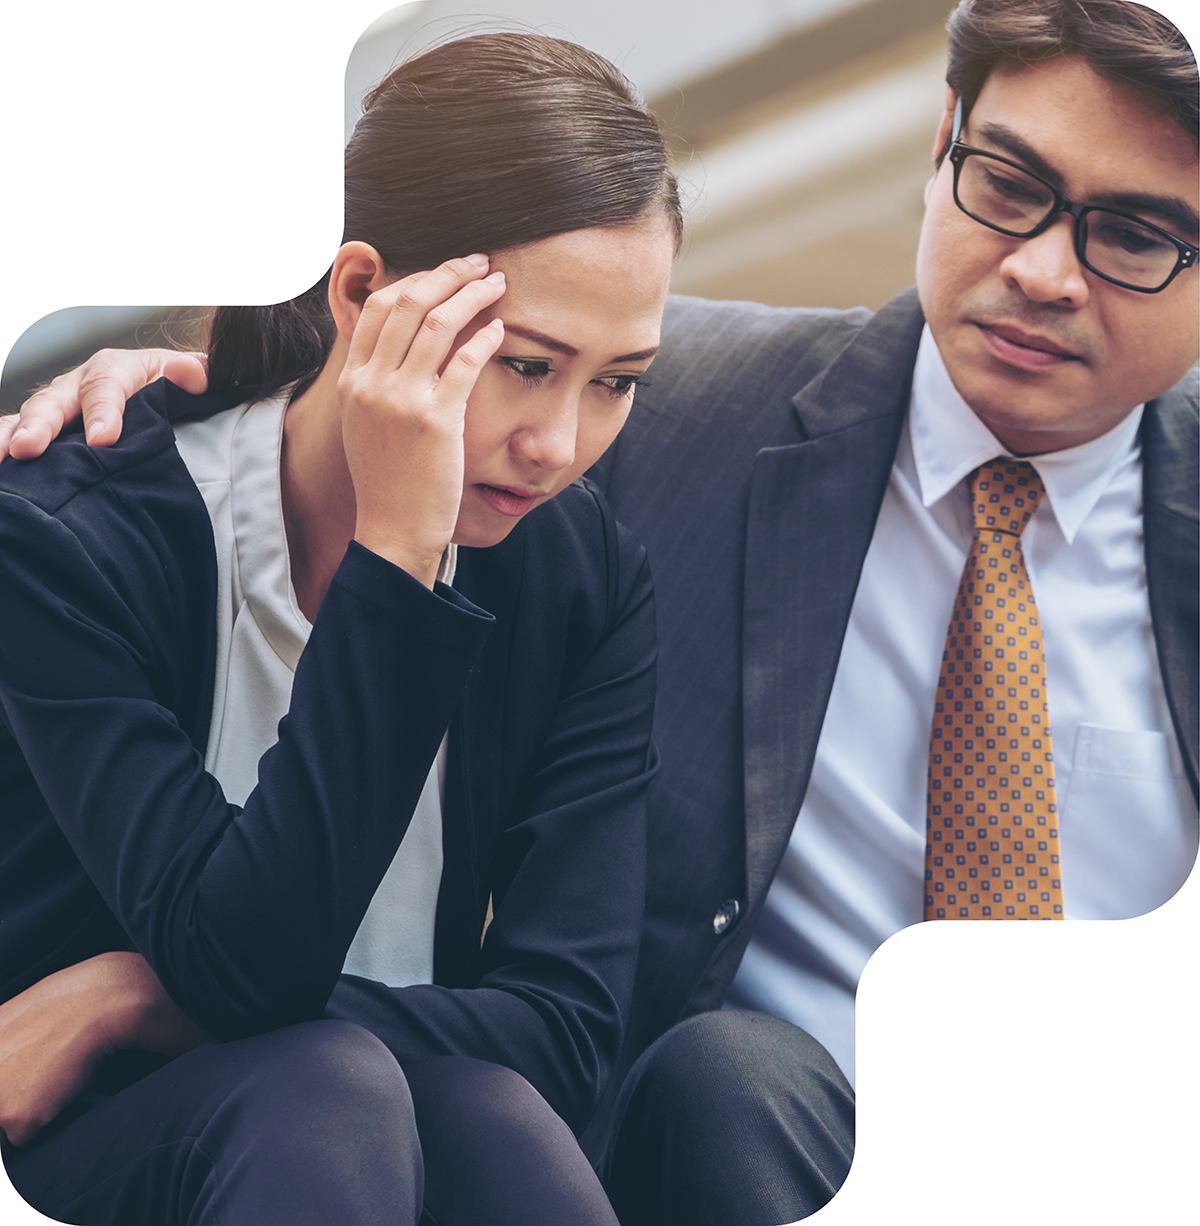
[3,2,1197,1223]
[588,3,1197,1220]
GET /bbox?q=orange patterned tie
[925,459,1063,921]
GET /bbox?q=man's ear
[925,86,958,206]
[931,85,957,167]
[328,242,392,343]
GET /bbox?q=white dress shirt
[727,328,1198,1085]
[175,394,451,989]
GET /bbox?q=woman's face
[450,219,675,549]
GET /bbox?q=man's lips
[975,322,1083,370]
[474,482,549,517]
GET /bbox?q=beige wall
[3,0,954,412]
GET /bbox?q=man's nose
[999,215,1091,307]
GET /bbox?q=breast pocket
[1059,724,1198,920]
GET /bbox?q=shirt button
[712,899,740,935]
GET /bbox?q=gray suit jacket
[585,287,1198,1143]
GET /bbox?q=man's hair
[943,0,1198,153]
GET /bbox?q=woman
[0,32,679,1226]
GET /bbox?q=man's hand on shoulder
[0,349,209,463]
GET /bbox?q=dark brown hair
[940,0,1198,160]
[208,32,682,401]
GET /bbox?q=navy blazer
[586,288,1198,1142]
[0,379,655,1133]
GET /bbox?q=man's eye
[594,374,644,400]
[500,357,552,384]
[984,167,1045,205]
[1090,215,1174,257]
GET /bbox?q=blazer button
[712,899,740,935]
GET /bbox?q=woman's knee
[215,1019,416,1147]
[6,1021,423,1226]
[405,1058,618,1226]
[405,1056,561,1150]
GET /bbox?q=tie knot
[968,459,1045,538]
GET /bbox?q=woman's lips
[474,483,546,517]
[976,322,1082,371]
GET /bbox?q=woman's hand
[0,349,209,462]
[0,952,210,1147]
[337,256,506,587]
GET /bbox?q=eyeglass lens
[956,152,1182,289]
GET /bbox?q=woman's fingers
[348,255,502,379]
[344,257,479,371]
[434,318,506,406]
[400,272,506,387]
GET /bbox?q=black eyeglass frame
[947,100,1199,294]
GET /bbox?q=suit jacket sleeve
[0,400,495,1038]
[324,484,656,1133]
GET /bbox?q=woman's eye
[500,357,552,384]
[594,374,644,400]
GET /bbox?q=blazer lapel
[741,289,925,905]
[1141,380,1199,800]
[433,533,525,986]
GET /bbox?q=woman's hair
[940,0,1198,162]
[207,32,683,401]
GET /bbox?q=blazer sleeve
[0,456,495,1038]
[324,494,656,1133]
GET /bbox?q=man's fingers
[161,351,209,395]
[5,390,66,461]
[75,348,184,446]
[4,345,200,461]
[0,414,19,463]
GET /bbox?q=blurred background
[1,0,951,414]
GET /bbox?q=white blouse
[175,393,451,988]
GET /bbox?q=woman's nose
[509,397,577,472]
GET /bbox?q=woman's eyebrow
[502,322,659,363]
[502,323,579,356]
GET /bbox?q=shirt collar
[908,325,1143,544]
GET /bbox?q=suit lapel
[1141,381,1199,800]
[741,290,925,905]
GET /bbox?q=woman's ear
[328,242,393,342]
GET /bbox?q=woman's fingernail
[464,253,489,269]
[485,271,505,285]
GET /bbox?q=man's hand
[0,951,210,1147]
[0,348,209,462]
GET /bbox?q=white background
[1,2,1196,1223]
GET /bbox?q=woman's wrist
[93,951,210,1056]
[352,527,445,589]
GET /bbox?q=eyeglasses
[947,104,1198,294]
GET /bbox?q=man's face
[916,56,1199,455]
